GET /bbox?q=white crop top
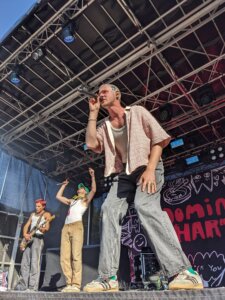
[65,199,87,224]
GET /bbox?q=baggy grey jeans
[98,161,191,278]
[20,237,44,290]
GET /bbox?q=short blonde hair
[99,83,121,100]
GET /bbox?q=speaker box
[41,246,99,291]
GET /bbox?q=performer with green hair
[56,168,96,292]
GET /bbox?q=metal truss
[0,0,218,140]
[0,0,92,79]
[1,1,222,140]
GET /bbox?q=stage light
[170,138,184,149]
[211,154,217,161]
[10,70,20,84]
[62,23,75,44]
[195,84,215,106]
[185,155,199,165]
[201,144,225,162]
[158,103,173,122]
[209,145,224,161]
[219,153,224,159]
[32,47,45,61]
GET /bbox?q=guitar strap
[34,211,45,230]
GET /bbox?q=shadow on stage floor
[1,288,225,300]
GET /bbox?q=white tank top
[30,213,46,235]
[65,199,88,224]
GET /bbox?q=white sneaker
[169,270,203,290]
[61,285,80,292]
[83,276,119,292]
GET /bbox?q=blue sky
[0,0,38,42]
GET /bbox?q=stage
[1,288,225,300]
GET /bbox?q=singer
[56,168,96,293]
[83,83,203,292]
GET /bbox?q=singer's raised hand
[63,179,69,186]
[89,96,100,113]
[88,167,95,177]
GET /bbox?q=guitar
[19,215,55,251]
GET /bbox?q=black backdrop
[161,165,225,287]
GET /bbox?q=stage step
[1,288,225,300]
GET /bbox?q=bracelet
[88,118,97,121]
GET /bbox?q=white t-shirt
[111,124,128,163]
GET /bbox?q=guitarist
[16,199,51,291]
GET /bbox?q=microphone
[77,86,104,101]
[77,87,97,99]
[56,179,69,185]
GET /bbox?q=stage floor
[1,288,225,300]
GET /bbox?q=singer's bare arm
[86,168,96,205]
[56,180,72,205]
[86,97,100,150]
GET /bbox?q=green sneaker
[169,270,203,290]
[83,276,119,292]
